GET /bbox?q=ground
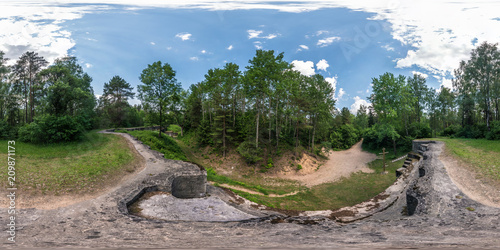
[440,146,500,208]
[1,134,499,248]
[275,140,377,187]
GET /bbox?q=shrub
[296,164,302,170]
[486,121,500,140]
[237,141,263,164]
[408,122,431,139]
[127,130,186,161]
[18,115,85,144]
[457,124,487,139]
[442,124,461,137]
[0,120,17,139]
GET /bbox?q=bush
[126,130,186,161]
[486,121,500,140]
[457,124,487,139]
[237,141,263,164]
[0,120,17,139]
[330,124,360,150]
[408,122,431,139]
[18,115,85,144]
[442,124,461,137]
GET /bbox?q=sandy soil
[0,134,146,209]
[439,145,500,208]
[276,140,377,187]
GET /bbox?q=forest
[0,42,499,163]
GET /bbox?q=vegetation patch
[126,130,187,161]
[439,138,500,182]
[0,131,136,195]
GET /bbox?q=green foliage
[266,157,274,169]
[457,124,487,139]
[197,118,212,146]
[443,124,461,137]
[18,114,85,144]
[0,120,17,139]
[167,124,182,133]
[330,124,360,150]
[296,164,302,170]
[486,121,500,140]
[126,130,186,161]
[0,131,135,195]
[237,141,263,164]
[408,122,432,139]
[206,167,269,195]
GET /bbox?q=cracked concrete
[1,133,499,249]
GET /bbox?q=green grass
[125,130,187,161]
[0,130,136,195]
[167,124,182,134]
[229,157,404,211]
[437,138,500,181]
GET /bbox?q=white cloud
[263,33,278,39]
[253,41,263,49]
[2,1,500,78]
[411,71,428,78]
[350,96,371,114]
[291,60,315,76]
[150,41,155,45]
[166,46,172,50]
[299,45,309,50]
[201,50,206,54]
[175,32,192,41]
[247,29,263,39]
[227,45,233,50]
[85,63,92,68]
[247,29,279,39]
[317,36,340,47]
[337,88,346,100]
[440,78,453,89]
[382,44,394,51]
[316,59,329,71]
[189,56,199,61]
[316,30,329,36]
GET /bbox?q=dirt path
[212,182,299,197]
[439,145,500,208]
[277,140,377,187]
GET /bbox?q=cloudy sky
[1,0,499,113]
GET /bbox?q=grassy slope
[233,157,403,210]
[438,138,500,182]
[0,130,135,195]
[125,130,187,161]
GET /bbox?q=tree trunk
[223,108,226,158]
[276,100,279,150]
[393,139,396,156]
[256,101,260,149]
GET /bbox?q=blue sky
[1,1,500,113]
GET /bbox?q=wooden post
[379,147,388,174]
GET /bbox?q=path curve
[278,140,377,187]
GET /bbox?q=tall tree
[138,61,181,137]
[100,75,135,127]
[407,73,428,123]
[244,50,288,149]
[12,51,47,123]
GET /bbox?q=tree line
[0,42,498,161]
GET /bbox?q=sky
[1,0,500,113]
